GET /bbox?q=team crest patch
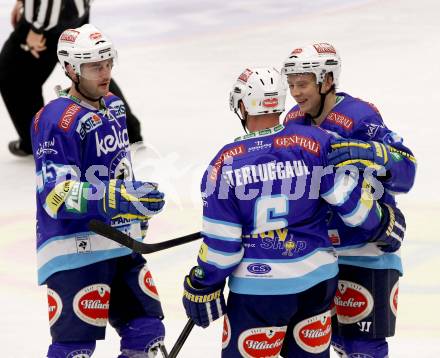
[293,310,331,354]
[73,284,110,327]
[138,266,160,300]
[222,315,231,349]
[390,281,399,316]
[238,326,286,358]
[47,288,63,327]
[334,280,374,324]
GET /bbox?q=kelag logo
[247,263,271,274]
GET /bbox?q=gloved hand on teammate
[328,139,393,171]
[370,203,406,253]
[182,266,226,328]
[99,179,165,221]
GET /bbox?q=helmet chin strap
[234,104,249,133]
[310,83,334,120]
[74,76,102,103]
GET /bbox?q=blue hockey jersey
[31,93,141,285]
[195,123,384,295]
[283,92,417,273]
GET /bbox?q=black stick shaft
[168,319,195,358]
[88,219,201,254]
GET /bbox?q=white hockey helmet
[57,24,117,77]
[282,43,341,87]
[229,67,286,117]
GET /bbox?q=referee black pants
[0,20,142,154]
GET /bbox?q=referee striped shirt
[23,0,90,33]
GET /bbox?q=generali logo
[238,326,286,358]
[334,280,374,324]
[73,284,110,327]
[274,134,320,156]
[209,144,246,181]
[326,112,354,131]
[58,103,81,132]
[293,310,332,354]
[284,109,305,124]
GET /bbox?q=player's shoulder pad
[283,104,306,125]
[278,123,331,157]
[336,92,383,124]
[103,92,123,106]
[33,97,88,135]
[206,139,248,184]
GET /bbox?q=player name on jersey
[223,160,310,187]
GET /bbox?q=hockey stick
[88,219,201,254]
[168,319,195,358]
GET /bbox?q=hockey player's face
[287,74,322,116]
[80,59,113,96]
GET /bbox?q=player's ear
[323,72,335,92]
[65,63,78,83]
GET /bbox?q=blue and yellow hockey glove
[328,139,392,171]
[100,179,165,220]
[182,266,226,328]
[371,203,406,253]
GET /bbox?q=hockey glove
[328,139,392,171]
[100,179,165,221]
[370,203,406,253]
[182,266,226,328]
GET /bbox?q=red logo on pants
[334,280,374,324]
[293,310,332,354]
[47,288,62,327]
[238,326,286,357]
[390,281,399,316]
[138,265,160,300]
[222,315,231,349]
[73,284,110,327]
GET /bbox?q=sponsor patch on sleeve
[209,144,246,181]
[58,103,82,132]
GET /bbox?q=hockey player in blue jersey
[181,67,405,357]
[31,24,167,358]
[281,43,416,358]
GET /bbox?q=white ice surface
[0,0,439,356]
